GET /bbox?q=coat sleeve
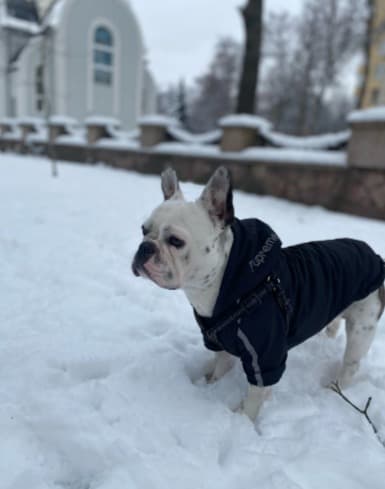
[202,334,223,352]
[236,297,288,386]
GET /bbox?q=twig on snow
[329,381,385,449]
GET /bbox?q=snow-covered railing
[48,116,86,146]
[167,126,221,145]
[219,114,350,152]
[347,106,385,170]
[0,118,22,141]
[260,128,351,151]
[139,115,221,147]
[18,117,47,147]
[3,108,385,169]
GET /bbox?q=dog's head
[132,166,234,290]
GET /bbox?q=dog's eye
[167,235,185,249]
[141,225,149,236]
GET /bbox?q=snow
[95,138,140,150]
[1,119,22,140]
[1,153,385,489]
[241,147,347,166]
[105,126,139,141]
[85,116,120,128]
[0,117,19,126]
[168,126,222,145]
[139,114,179,126]
[348,106,385,124]
[18,116,45,127]
[153,142,347,166]
[219,114,273,131]
[26,127,48,144]
[49,115,79,127]
[0,129,22,141]
[56,130,86,146]
[261,128,351,150]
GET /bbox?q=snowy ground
[1,154,385,489]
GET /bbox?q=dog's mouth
[132,260,180,290]
[132,261,152,280]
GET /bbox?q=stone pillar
[0,119,13,135]
[219,114,271,152]
[139,115,176,148]
[48,116,78,144]
[85,117,120,144]
[18,118,44,151]
[0,119,22,152]
[347,108,385,169]
[19,122,37,143]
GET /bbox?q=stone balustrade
[85,116,120,144]
[139,115,177,148]
[347,107,385,169]
[1,110,385,220]
[219,114,271,152]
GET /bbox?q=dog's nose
[132,241,157,276]
[137,241,157,262]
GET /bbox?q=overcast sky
[130,0,304,87]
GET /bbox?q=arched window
[94,26,113,46]
[93,26,114,85]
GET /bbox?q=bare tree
[236,0,263,114]
[177,79,188,127]
[261,0,367,134]
[189,38,241,132]
[157,84,179,118]
[261,12,302,131]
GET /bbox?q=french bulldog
[132,166,385,422]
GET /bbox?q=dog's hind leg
[338,289,382,388]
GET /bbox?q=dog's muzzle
[132,241,157,276]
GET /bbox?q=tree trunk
[357,0,375,108]
[236,0,263,114]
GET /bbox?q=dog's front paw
[203,352,236,384]
[202,358,217,383]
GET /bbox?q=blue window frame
[94,50,113,66]
[94,69,112,85]
[93,25,114,86]
[94,26,113,46]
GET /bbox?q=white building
[0,0,157,129]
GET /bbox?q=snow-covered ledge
[0,118,16,135]
[48,115,79,143]
[85,116,121,145]
[347,107,385,169]
[17,117,44,148]
[219,114,272,152]
[139,115,178,148]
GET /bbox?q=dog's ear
[199,166,234,227]
[161,168,184,201]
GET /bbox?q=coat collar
[196,217,282,324]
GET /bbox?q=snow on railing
[260,128,351,150]
[348,106,385,123]
[0,118,22,140]
[167,126,221,145]
[0,113,352,154]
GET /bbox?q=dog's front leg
[205,351,235,383]
[240,384,271,421]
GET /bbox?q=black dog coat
[195,218,385,387]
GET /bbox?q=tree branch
[329,382,385,448]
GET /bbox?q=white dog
[132,167,385,421]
